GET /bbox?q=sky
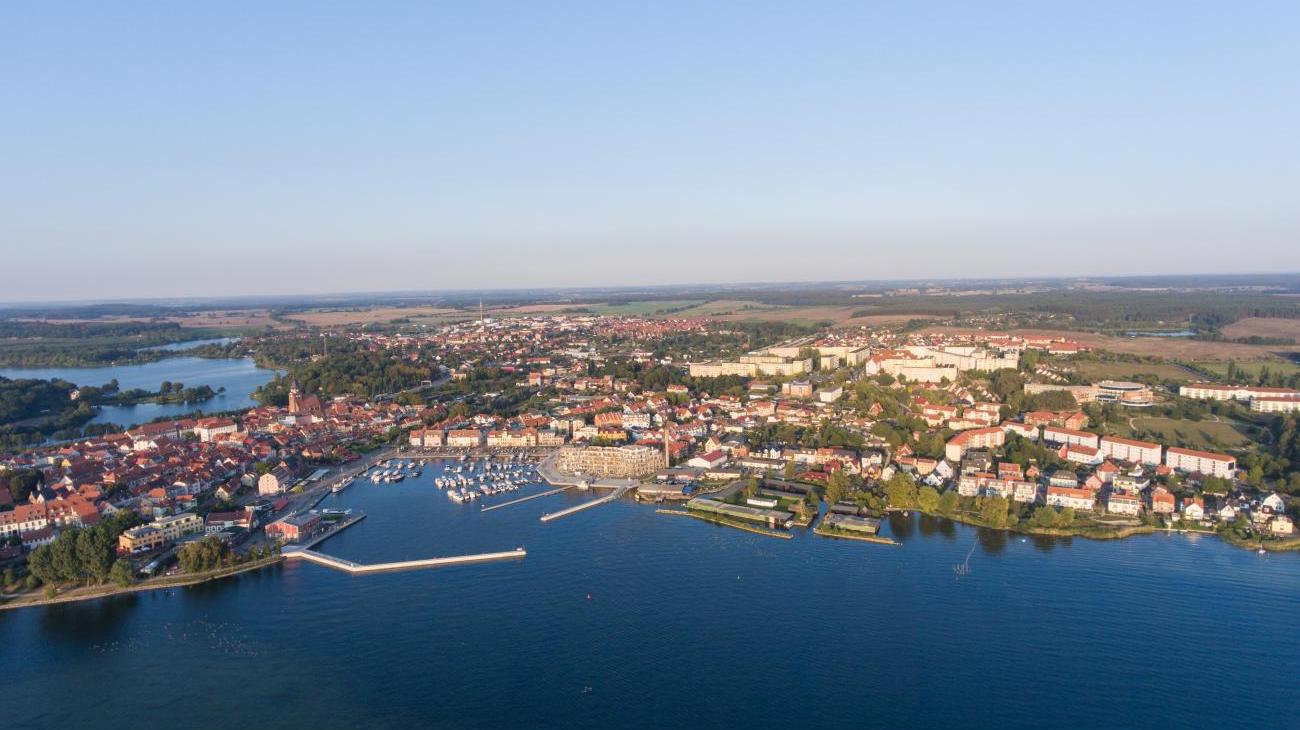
[2,1,1299,302]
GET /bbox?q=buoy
[586,593,592,600]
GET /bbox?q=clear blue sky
[3,2,1298,301]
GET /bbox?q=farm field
[21,310,288,331]
[559,300,706,316]
[927,327,1298,360]
[1221,317,1300,341]
[666,300,929,327]
[1122,417,1251,451]
[285,306,463,327]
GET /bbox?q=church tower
[288,379,302,414]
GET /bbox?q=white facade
[1164,447,1236,479]
[1098,436,1162,465]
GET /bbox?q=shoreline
[887,507,1300,552]
[0,556,283,613]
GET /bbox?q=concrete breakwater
[283,546,527,574]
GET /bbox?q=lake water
[0,356,276,426]
[3,462,1297,730]
[141,337,237,352]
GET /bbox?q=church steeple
[288,379,302,414]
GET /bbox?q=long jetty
[481,486,572,513]
[539,485,631,523]
[284,547,526,574]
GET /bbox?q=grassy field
[560,300,706,316]
[1124,417,1250,451]
[285,306,463,327]
[666,300,929,328]
[1191,359,1300,380]
[926,327,1297,360]
[1072,361,1197,382]
[1221,317,1300,340]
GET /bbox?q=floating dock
[283,547,526,574]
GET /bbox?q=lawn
[1073,361,1196,382]
[1125,417,1250,451]
[1191,359,1300,380]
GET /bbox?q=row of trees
[26,511,142,587]
[176,537,231,573]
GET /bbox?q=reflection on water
[39,594,140,642]
[886,512,914,540]
[976,527,1009,555]
[2,357,277,427]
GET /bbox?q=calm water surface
[3,462,1298,730]
[1,356,276,426]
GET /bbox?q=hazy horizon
[4,2,1299,300]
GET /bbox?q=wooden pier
[283,547,526,574]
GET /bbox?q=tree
[1201,475,1230,495]
[1034,506,1059,528]
[1057,507,1076,528]
[884,472,918,508]
[74,527,115,584]
[917,485,940,513]
[109,559,136,588]
[938,490,959,515]
[177,537,230,573]
[7,469,44,503]
[978,496,1013,528]
[783,460,797,480]
[989,369,1025,402]
[825,470,850,504]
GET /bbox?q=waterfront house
[1150,487,1176,514]
[1046,485,1095,511]
[1107,493,1141,516]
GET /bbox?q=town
[3,303,1300,608]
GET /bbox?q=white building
[1164,447,1236,479]
[1042,426,1099,449]
[1098,436,1162,465]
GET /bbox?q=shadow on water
[38,594,140,640]
[976,527,1008,556]
[887,512,915,540]
[917,514,958,541]
[1031,534,1072,553]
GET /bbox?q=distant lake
[1,356,277,427]
[140,336,237,352]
